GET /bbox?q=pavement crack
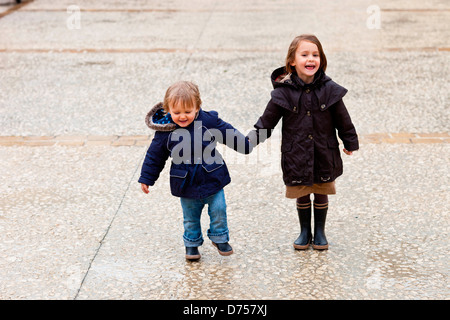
[73,149,146,299]
[180,0,217,75]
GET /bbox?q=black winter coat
[248,67,359,187]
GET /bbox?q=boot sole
[293,243,310,250]
[212,242,234,256]
[312,243,329,250]
[185,254,201,261]
[293,234,312,250]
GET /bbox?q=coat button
[306,111,311,116]
[321,104,326,110]
[293,106,297,111]
[305,88,310,93]
[308,135,313,140]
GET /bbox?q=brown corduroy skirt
[285,181,336,199]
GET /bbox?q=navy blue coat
[138,103,252,199]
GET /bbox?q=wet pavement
[0,0,448,300]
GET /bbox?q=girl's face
[290,40,321,84]
[169,100,198,127]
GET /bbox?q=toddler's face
[169,100,198,127]
[290,40,321,84]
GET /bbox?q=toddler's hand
[343,148,353,155]
[141,183,150,194]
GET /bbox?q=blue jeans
[180,189,229,247]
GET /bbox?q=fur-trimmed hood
[145,102,176,132]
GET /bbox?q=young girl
[248,34,359,250]
[139,81,252,260]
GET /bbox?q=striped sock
[297,201,311,210]
[313,202,328,209]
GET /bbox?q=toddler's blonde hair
[163,81,202,113]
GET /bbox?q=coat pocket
[170,168,188,178]
[202,162,224,173]
[202,162,227,189]
[169,167,188,195]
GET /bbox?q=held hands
[141,183,150,194]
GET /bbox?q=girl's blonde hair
[163,81,202,112]
[285,34,327,74]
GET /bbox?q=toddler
[139,81,252,260]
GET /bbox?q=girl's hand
[141,183,150,194]
[343,148,353,155]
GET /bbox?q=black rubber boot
[312,202,329,250]
[293,201,312,250]
[185,247,201,260]
[212,242,233,256]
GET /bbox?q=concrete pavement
[0,0,448,300]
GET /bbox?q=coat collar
[270,66,348,112]
[271,66,329,89]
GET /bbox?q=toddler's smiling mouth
[305,64,316,70]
